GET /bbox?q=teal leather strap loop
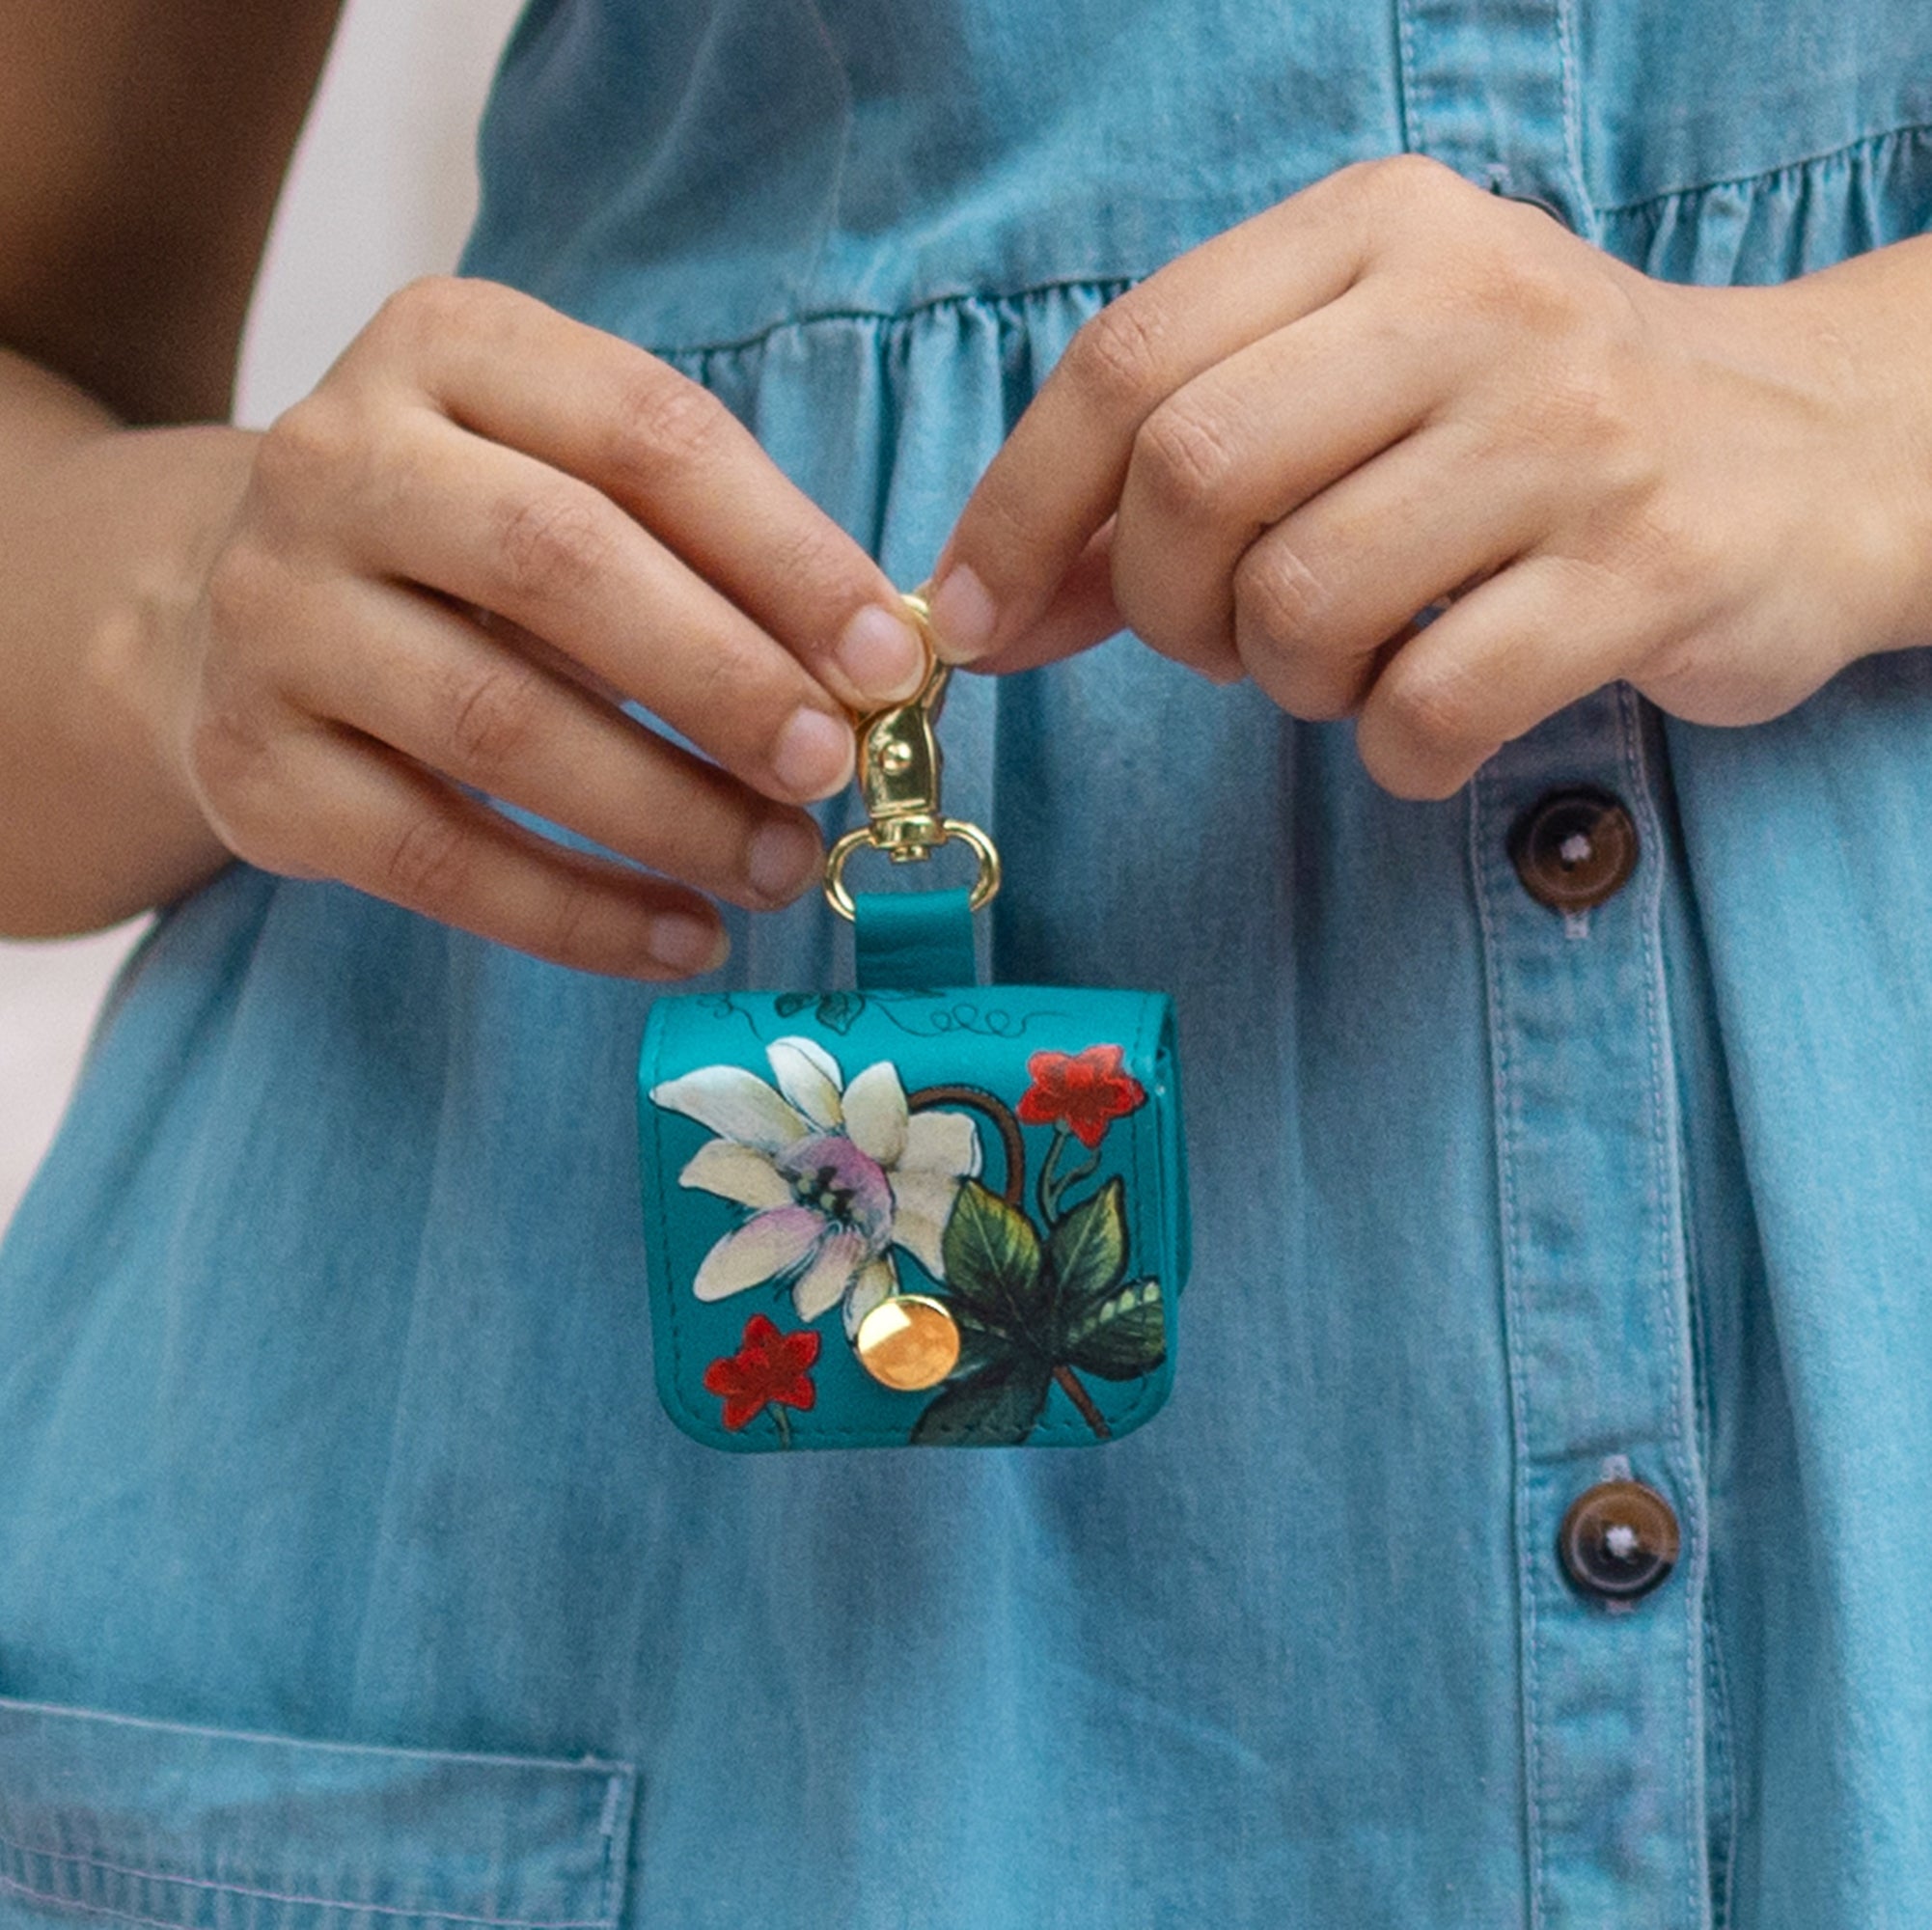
[853,890,979,990]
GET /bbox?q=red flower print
[1016,1045,1147,1150]
[703,1313,821,1431]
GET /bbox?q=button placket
[1394,0,1598,239]
[1472,685,1712,1926]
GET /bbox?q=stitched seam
[1716,1613,1740,1929]
[1678,1122,1739,1930]
[1394,0,1425,157]
[1621,691,1692,1920]
[1594,117,1932,215]
[0,1852,612,1930]
[0,1703,627,1777]
[0,1871,208,1930]
[594,1774,626,1929]
[1702,1585,1740,1930]
[1678,1165,1721,1502]
[1116,993,1162,1429]
[1617,687,1705,1930]
[1553,0,1601,245]
[1659,750,1741,1930]
[1471,773,1545,1930]
[642,274,1136,362]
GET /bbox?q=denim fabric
[2,3,1930,1925]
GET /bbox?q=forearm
[0,346,248,935]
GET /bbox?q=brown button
[1559,1478,1681,1602]
[1509,788,1639,912]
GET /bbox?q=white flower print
[650,1036,982,1336]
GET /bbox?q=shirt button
[1559,1478,1681,1602]
[1508,788,1639,912]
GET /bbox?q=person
[0,1,1928,1924]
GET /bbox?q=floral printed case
[637,981,1189,1450]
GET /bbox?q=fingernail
[771,706,854,798]
[928,565,998,663]
[836,604,925,702]
[649,914,728,976]
[747,817,823,902]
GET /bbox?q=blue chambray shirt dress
[3,2,1931,1925]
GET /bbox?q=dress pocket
[0,1695,635,1930]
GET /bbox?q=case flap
[638,984,1185,1450]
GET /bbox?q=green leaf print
[940,1179,1047,1336]
[1062,1279,1167,1381]
[910,1353,1055,1447]
[1045,1175,1127,1312]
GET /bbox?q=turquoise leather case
[637,894,1190,1450]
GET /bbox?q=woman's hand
[927,154,1932,797]
[175,276,925,976]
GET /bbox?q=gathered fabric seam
[1595,114,1932,215]
[641,273,1135,363]
[630,119,1932,354]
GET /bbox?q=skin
[928,155,1932,800]
[10,24,1931,965]
[0,0,926,974]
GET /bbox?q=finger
[1110,286,1450,678]
[964,524,1126,676]
[365,277,926,708]
[1231,418,1544,718]
[249,727,731,979]
[1352,554,1636,799]
[927,163,1395,664]
[290,576,827,911]
[342,415,858,806]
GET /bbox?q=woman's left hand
[925,155,1932,797]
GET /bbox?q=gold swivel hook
[822,591,1003,921]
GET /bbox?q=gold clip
[823,592,1003,921]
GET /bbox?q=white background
[0,0,526,1229]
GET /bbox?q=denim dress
[3,3,1931,1926]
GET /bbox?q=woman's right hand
[176,275,925,979]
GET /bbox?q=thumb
[944,522,1124,676]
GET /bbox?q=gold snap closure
[854,1294,961,1391]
